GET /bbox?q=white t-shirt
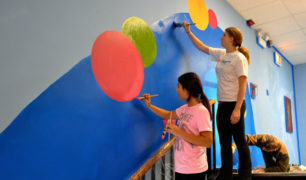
[209,47,248,101]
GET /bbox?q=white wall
[0,0,187,132]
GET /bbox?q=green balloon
[121,17,157,67]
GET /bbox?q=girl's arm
[230,76,247,124]
[142,94,178,120]
[166,124,212,147]
[147,105,178,120]
[183,22,210,54]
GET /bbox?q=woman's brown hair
[226,27,250,65]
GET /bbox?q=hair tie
[198,93,202,102]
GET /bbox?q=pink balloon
[91,31,144,102]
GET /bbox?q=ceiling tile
[282,0,306,14]
[287,55,306,65]
[227,0,306,64]
[272,30,306,47]
[226,0,276,12]
[278,42,306,57]
[294,12,306,28]
[241,1,291,25]
[254,17,300,36]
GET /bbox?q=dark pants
[262,151,290,172]
[216,101,251,180]
[175,171,207,180]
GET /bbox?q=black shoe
[236,173,251,180]
[216,173,233,180]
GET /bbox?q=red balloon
[208,9,218,29]
[91,31,144,102]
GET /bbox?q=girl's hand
[142,94,151,107]
[183,22,191,34]
[230,108,241,124]
[165,123,180,136]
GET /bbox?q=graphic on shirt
[179,111,193,123]
[222,60,231,64]
[176,137,185,152]
[218,58,231,65]
[175,111,195,151]
[181,123,195,149]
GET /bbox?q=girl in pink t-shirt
[142,72,212,180]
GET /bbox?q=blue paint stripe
[272,46,293,66]
[256,37,265,49]
[292,65,301,164]
[272,46,301,164]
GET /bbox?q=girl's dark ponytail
[178,72,212,119]
[200,91,212,120]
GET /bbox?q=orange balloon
[188,0,209,30]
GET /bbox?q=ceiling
[226,0,306,65]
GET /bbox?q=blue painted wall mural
[0,9,260,179]
[6,0,305,178]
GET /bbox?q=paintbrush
[136,94,159,100]
[173,22,196,27]
[161,111,172,140]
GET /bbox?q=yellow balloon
[188,0,209,30]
